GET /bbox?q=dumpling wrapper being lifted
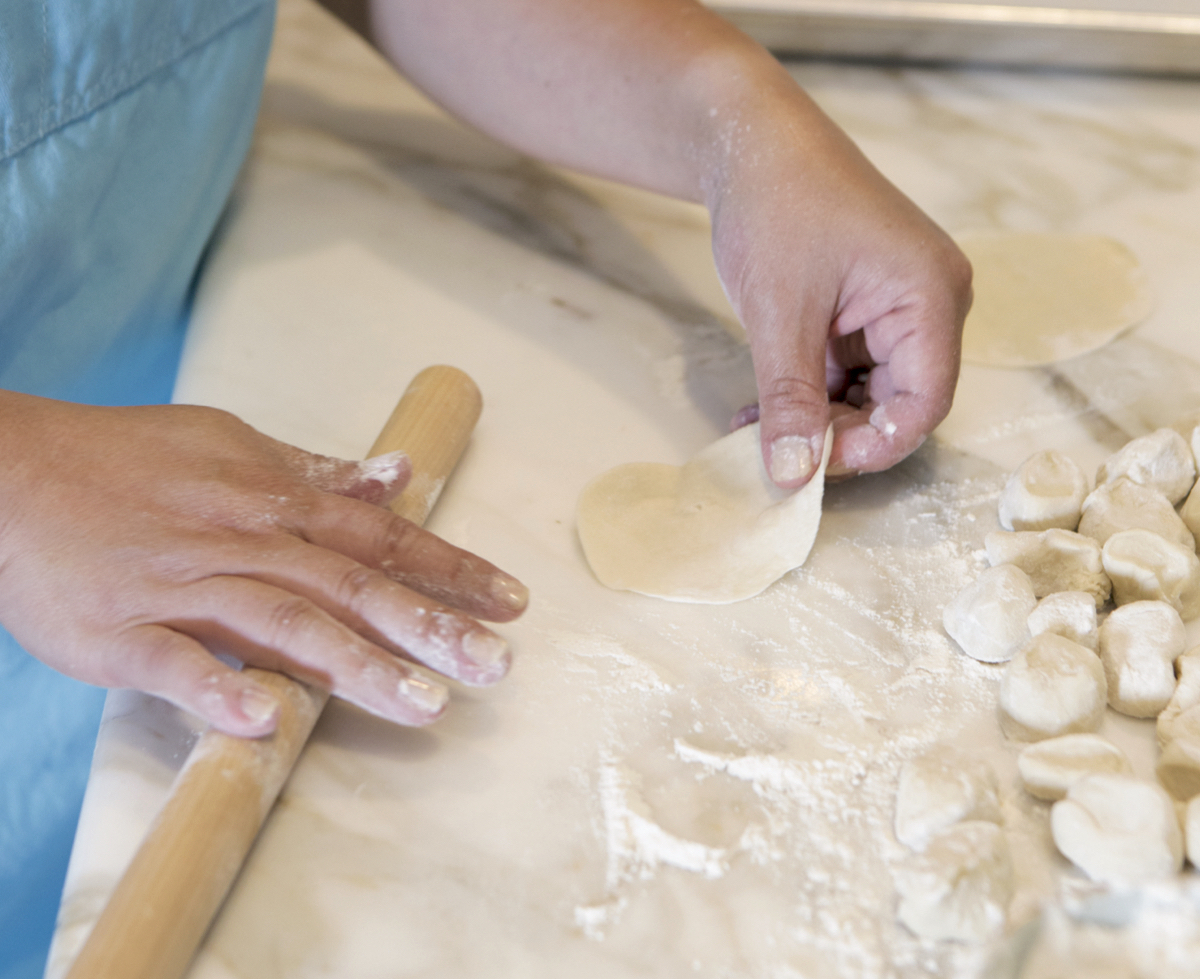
[576,423,832,603]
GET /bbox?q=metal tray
[707,1,1200,75]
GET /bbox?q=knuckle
[264,596,323,648]
[758,374,829,414]
[333,563,380,616]
[375,513,424,562]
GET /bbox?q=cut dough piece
[1180,479,1200,543]
[1050,774,1183,885]
[999,633,1107,742]
[894,821,1012,944]
[1155,708,1200,800]
[1077,478,1194,551]
[943,565,1037,664]
[1096,428,1196,506]
[1158,646,1200,747]
[1027,591,1098,652]
[1017,734,1131,801]
[958,233,1152,368]
[997,450,1087,532]
[1101,528,1200,619]
[985,529,1110,609]
[576,423,831,603]
[894,747,1002,852]
[1098,600,1184,719]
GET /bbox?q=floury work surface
[47,1,1200,975]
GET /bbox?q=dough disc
[576,423,831,603]
[958,233,1152,368]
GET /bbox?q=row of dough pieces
[897,425,1200,944]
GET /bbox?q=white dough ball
[894,821,1012,944]
[1051,773,1183,885]
[1096,428,1197,505]
[943,565,1037,664]
[1158,646,1200,747]
[1078,478,1194,550]
[1027,591,1098,652]
[1017,733,1132,801]
[999,633,1108,742]
[1155,706,1200,801]
[1101,528,1200,620]
[998,450,1088,532]
[894,746,1002,852]
[1098,600,1184,718]
[1179,478,1200,544]
[985,529,1111,609]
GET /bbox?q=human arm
[320,0,972,485]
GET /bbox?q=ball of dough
[1101,528,1200,620]
[1096,428,1197,505]
[894,821,1013,944]
[1017,734,1132,802]
[1077,478,1194,551]
[943,565,1037,664]
[1027,591,1098,652]
[985,529,1111,609]
[1158,646,1200,747]
[1179,478,1200,544]
[1155,708,1200,801]
[1098,600,1184,718]
[997,450,1088,532]
[1051,774,1183,885]
[999,633,1107,742]
[575,422,832,603]
[894,746,1003,852]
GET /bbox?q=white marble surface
[47,1,1200,976]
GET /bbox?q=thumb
[747,311,833,490]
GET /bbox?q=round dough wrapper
[577,423,832,603]
[958,233,1152,368]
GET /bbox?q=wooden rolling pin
[65,365,483,979]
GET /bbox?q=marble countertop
[46,1,1200,976]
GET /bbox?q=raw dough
[1101,528,1200,619]
[1188,797,1200,868]
[1158,646,1200,747]
[1017,733,1131,801]
[1095,428,1196,506]
[894,746,1003,852]
[998,633,1107,742]
[1027,591,1098,652]
[1050,774,1183,885]
[1097,600,1184,719]
[576,423,832,603]
[1155,709,1200,801]
[997,449,1087,532]
[1077,478,1194,551]
[1180,478,1200,542]
[942,565,1037,664]
[894,821,1012,944]
[985,529,1111,609]
[958,233,1152,368]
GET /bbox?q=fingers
[165,575,466,726]
[295,493,529,623]
[113,625,284,737]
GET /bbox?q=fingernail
[462,630,509,667]
[769,436,815,484]
[240,687,280,725]
[826,460,858,479]
[399,675,449,714]
[490,573,529,613]
[869,404,898,438]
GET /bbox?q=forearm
[330,0,841,206]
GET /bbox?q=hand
[0,393,528,737]
[706,78,973,488]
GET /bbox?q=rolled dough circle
[576,423,832,604]
[958,233,1152,368]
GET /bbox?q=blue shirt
[0,2,274,974]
